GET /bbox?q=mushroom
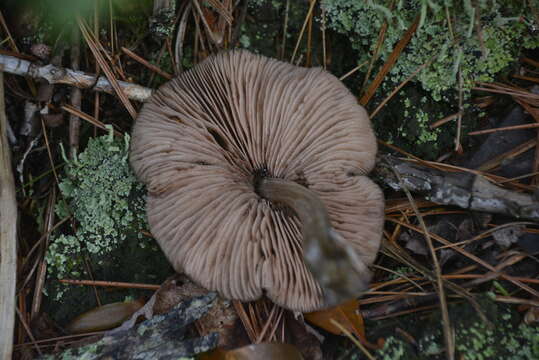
[130,50,384,312]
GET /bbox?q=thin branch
[280,0,291,60]
[359,16,419,106]
[62,104,122,136]
[370,53,435,119]
[376,154,539,221]
[430,112,462,129]
[468,122,539,136]
[339,61,368,81]
[388,218,539,298]
[30,188,56,320]
[15,307,42,356]
[78,17,138,120]
[330,319,376,360]
[58,279,160,290]
[121,47,173,80]
[70,26,82,157]
[454,70,463,152]
[0,70,17,360]
[290,0,317,64]
[359,0,393,98]
[0,53,153,101]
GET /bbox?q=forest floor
[0,1,538,359]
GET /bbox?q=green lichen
[321,1,539,159]
[370,316,538,360]
[149,0,176,39]
[323,0,539,100]
[452,313,538,360]
[45,133,154,300]
[373,85,457,159]
[322,0,411,59]
[350,296,539,359]
[376,336,410,360]
[397,97,442,146]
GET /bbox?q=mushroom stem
[258,178,371,308]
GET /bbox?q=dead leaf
[304,299,383,350]
[304,299,365,339]
[66,298,145,334]
[200,343,304,360]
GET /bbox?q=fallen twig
[376,155,539,221]
[0,70,17,360]
[121,47,173,80]
[30,189,56,321]
[468,122,539,136]
[61,104,122,136]
[360,16,419,106]
[59,279,160,290]
[78,18,138,119]
[290,0,317,64]
[0,54,153,102]
[430,112,462,129]
[70,27,82,156]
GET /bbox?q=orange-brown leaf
[304,299,365,339]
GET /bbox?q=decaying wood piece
[42,294,218,360]
[377,155,539,221]
[0,70,17,360]
[0,54,153,102]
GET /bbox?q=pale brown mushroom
[130,50,384,312]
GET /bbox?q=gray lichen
[149,0,176,39]
[45,132,165,303]
[322,0,539,100]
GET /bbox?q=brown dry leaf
[304,299,365,339]
[200,343,304,360]
[66,298,145,334]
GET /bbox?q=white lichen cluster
[45,133,149,299]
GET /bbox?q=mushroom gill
[130,50,385,312]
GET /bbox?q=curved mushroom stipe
[130,50,385,312]
[258,177,372,307]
